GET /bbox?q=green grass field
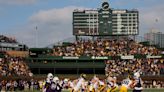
[63,89,164,92]
[20,88,164,92]
[126,88,164,92]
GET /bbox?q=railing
[27,54,164,61]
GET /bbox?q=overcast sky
[0,0,163,47]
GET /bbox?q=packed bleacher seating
[105,59,164,76]
[0,54,32,77]
[52,38,164,76]
[53,38,161,57]
[0,35,31,77]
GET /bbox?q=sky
[0,0,164,47]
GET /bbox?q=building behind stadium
[144,29,164,48]
[73,0,139,36]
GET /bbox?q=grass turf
[18,88,164,92]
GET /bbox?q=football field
[27,88,164,92]
[63,89,164,92]
[62,89,164,92]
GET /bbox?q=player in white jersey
[106,75,118,92]
[72,74,87,92]
[88,75,105,92]
[120,75,134,92]
[90,75,99,91]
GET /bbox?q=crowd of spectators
[0,55,32,77]
[53,38,161,57]
[0,35,17,43]
[0,36,163,91]
[0,79,40,92]
[52,38,164,76]
[105,59,164,76]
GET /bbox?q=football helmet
[47,73,53,80]
[53,76,59,83]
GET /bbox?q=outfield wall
[26,55,163,75]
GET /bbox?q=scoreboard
[73,1,139,36]
[73,10,99,36]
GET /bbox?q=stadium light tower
[35,26,38,48]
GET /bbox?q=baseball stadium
[0,0,164,92]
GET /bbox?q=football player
[88,75,103,92]
[43,73,53,92]
[119,75,135,92]
[72,74,87,92]
[106,75,118,92]
[62,78,70,89]
[133,71,143,92]
[50,76,62,92]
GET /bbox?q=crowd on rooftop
[0,35,17,43]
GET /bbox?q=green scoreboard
[98,1,113,35]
